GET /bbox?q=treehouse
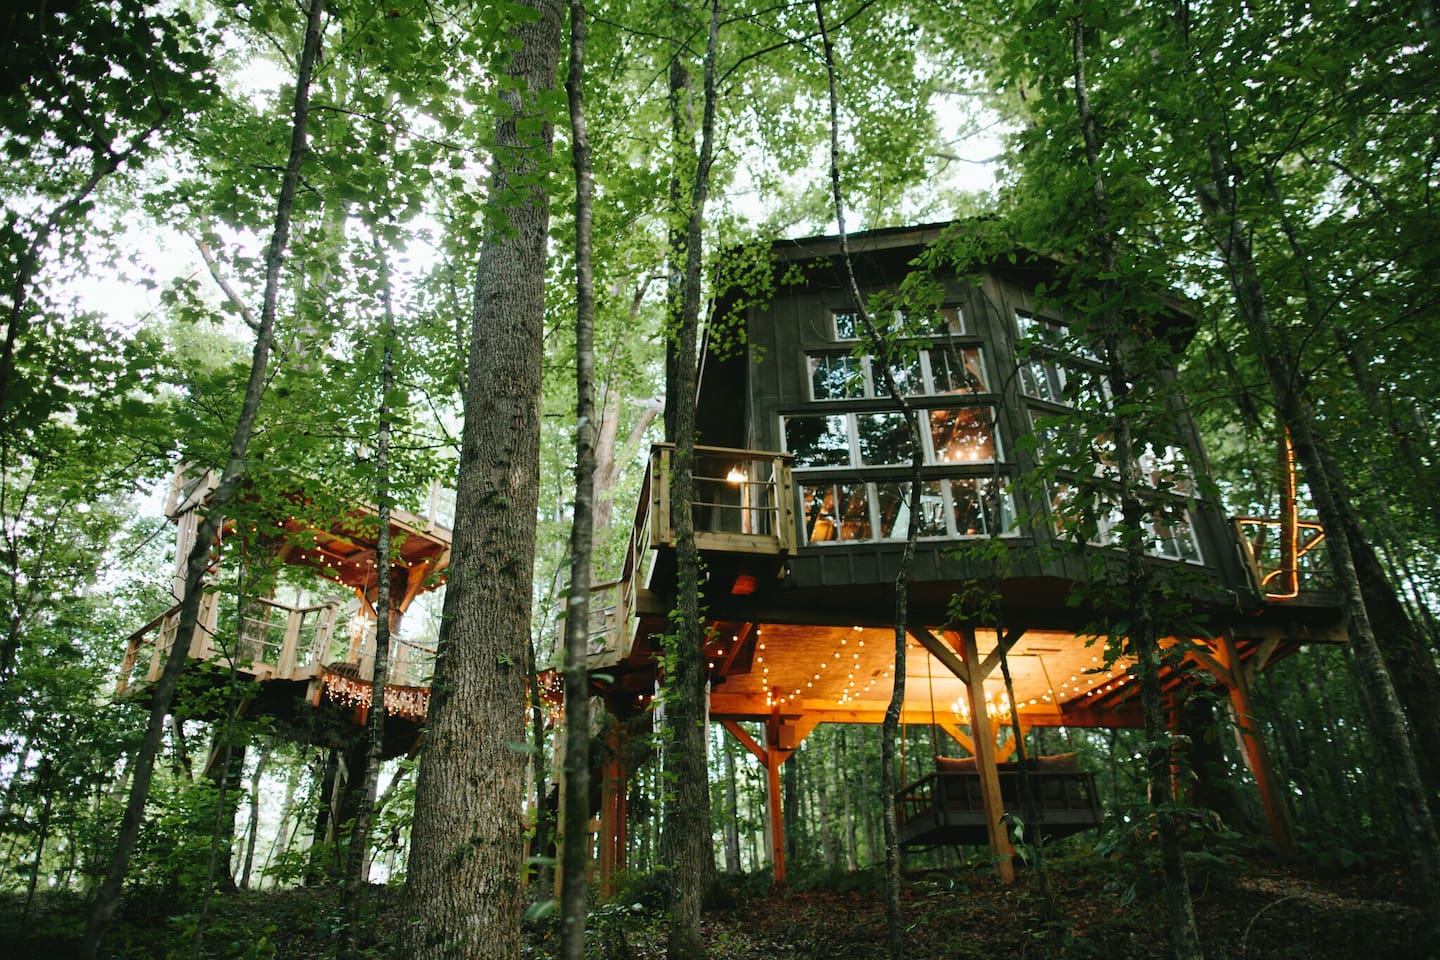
[578,223,1346,886]
[117,469,452,760]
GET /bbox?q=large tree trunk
[79,0,325,953]
[660,3,721,958]
[395,3,562,958]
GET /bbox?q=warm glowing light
[726,466,746,484]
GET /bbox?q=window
[801,482,871,542]
[802,478,1016,544]
[1049,484,1203,562]
[784,414,850,468]
[1015,311,1108,408]
[949,478,1015,536]
[857,412,916,466]
[786,409,1000,468]
[833,305,966,341]
[808,346,990,401]
[808,354,864,400]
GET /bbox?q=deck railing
[647,444,797,555]
[1232,516,1331,599]
[565,445,797,666]
[328,616,437,688]
[118,595,342,693]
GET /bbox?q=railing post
[775,457,796,554]
[309,601,338,667]
[150,613,174,683]
[277,606,303,678]
[652,446,671,547]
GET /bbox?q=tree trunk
[395,3,562,958]
[1071,17,1203,958]
[722,734,741,874]
[79,0,325,952]
[659,3,720,958]
[814,5,923,955]
[339,233,398,960]
[560,2,598,955]
[239,742,273,891]
[837,726,858,871]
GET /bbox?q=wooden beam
[764,716,787,885]
[1219,631,1295,858]
[721,719,768,766]
[937,721,975,755]
[910,627,970,686]
[598,729,628,896]
[977,626,1027,683]
[961,628,1015,883]
[717,618,754,679]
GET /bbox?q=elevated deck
[118,472,451,751]
[578,444,1345,732]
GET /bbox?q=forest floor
[3,851,1426,959]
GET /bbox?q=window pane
[802,484,839,542]
[950,478,1014,536]
[927,407,998,463]
[1019,359,1066,403]
[1151,510,1202,562]
[857,412,915,466]
[837,483,871,541]
[876,481,945,538]
[886,353,924,396]
[785,415,850,468]
[809,353,863,400]
[834,311,860,340]
[928,345,987,394]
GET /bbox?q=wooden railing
[118,595,340,693]
[647,444,797,554]
[1232,516,1330,599]
[566,445,797,667]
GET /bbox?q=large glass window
[834,305,966,341]
[802,477,1017,545]
[809,353,864,400]
[802,482,871,542]
[787,409,1000,468]
[808,346,990,402]
[1048,484,1203,562]
[1016,311,1107,407]
[857,412,916,465]
[928,344,988,393]
[950,478,1014,536]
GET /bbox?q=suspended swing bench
[896,753,1103,849]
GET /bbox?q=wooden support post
[598,728,629,896]
[1219,633,1295,858]
[764,715,789,886]
[765,746,785,885]
[960,628,1015,883]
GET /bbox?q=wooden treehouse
[117,469,452,760]
[576,223,1346,887]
